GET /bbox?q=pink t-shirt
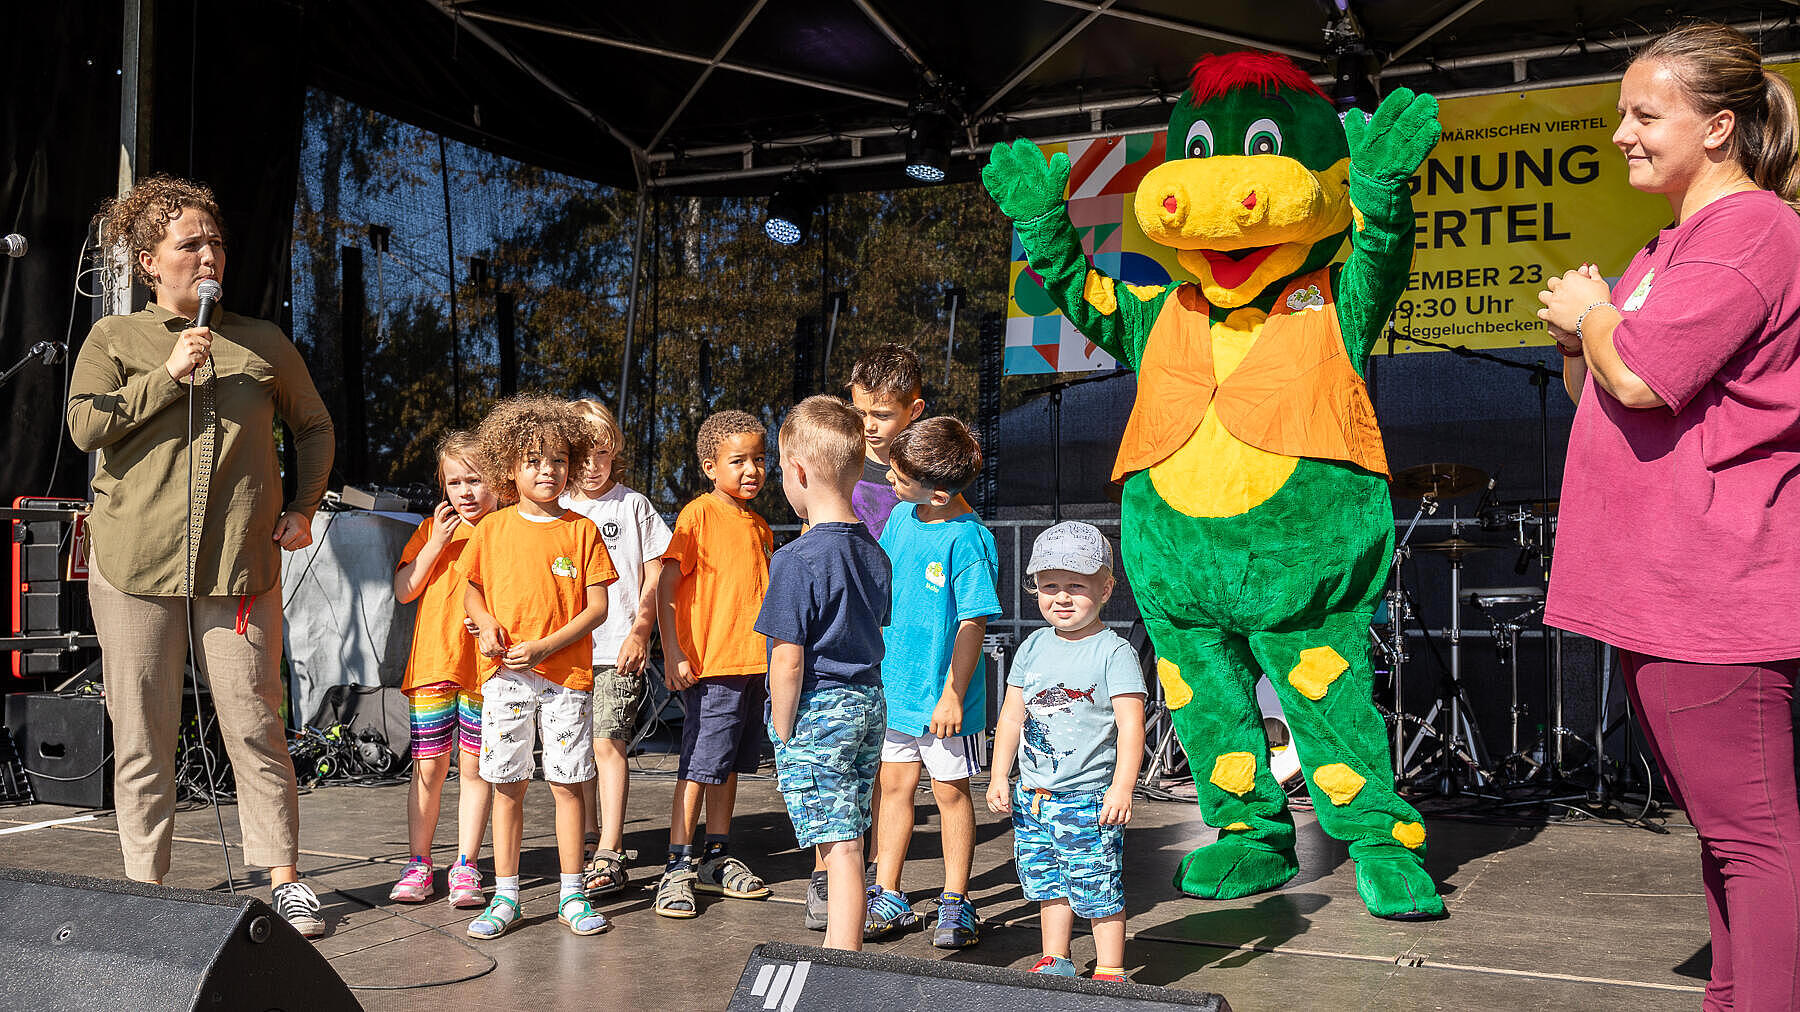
[1546,189,1800,663]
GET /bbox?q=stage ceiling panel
[288,1,1794,193]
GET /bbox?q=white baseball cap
[1026,521,1114,577]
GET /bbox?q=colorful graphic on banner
[1003,65,1800,374]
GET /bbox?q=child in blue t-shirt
[987,521,1146,984]
[868,416,1001,948]
[755,396,893,951]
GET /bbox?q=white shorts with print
[881,728,984,783]
[478,669,596,785]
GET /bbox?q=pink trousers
[1622,651,1800,1012]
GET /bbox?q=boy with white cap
[986,521,1146,983]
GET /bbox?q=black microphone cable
[42,224,105,497]
[184,307,237,896]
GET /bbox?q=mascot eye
[1184,120,1215,159]
[1244,118,1283,156]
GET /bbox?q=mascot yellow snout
[1135,157,1353,307]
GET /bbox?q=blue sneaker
[863,886,917,940]
[1031,954,1078,976]
[932,891,980,949]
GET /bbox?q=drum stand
[1375,492,1436,779]
[1464,590,1547,781]
[1401,536,1495,796]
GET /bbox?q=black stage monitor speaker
[0,866,361,1012]
[730,940,1231,1011]
[4,689,112,808]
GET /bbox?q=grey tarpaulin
[280,510,421,729]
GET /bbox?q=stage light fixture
[904,106,952,183]
[764,174,821,246]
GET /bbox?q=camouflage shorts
[1012,783,1125,918]
[589,664,646,741]
[767,683,886,848]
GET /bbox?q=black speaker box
[730,940,1231,1011]
[0,866,361,1011]
[4,690,112,808]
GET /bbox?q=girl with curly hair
[459,394,617,939]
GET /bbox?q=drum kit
[1373,461,1580,801]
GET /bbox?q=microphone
[195,279,222,328]
[2,234,26,258]
[1514,543,1538,575]
[36,341,65,365]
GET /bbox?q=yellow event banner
[1001,63,1800,374]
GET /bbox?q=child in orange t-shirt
[389,432,499,909]
[460,395,617,939]
[652,409,774,919]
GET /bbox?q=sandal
[695,854,771,900]
[654,866,699,919]
[583,848,628,900]
[558,893,611,936]
[466,894,521,939]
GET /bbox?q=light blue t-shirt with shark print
[1006,626,1146,794]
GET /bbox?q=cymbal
[1413,537,1499,555]
[1391,462,1489,500]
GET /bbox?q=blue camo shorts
[1012,782,1125,919]
[767,683,885,848]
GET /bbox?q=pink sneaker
[447,861,485,909]
[387,860,433,903]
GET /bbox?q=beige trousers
[88,565,300,881]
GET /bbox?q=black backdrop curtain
[2,0,306,629]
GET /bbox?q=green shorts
[590,665,647,741]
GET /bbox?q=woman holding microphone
[66,175,334,938]
[1538,24,1800,1010]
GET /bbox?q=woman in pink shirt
[1539,23,1800,1011]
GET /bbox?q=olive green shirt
[66,304,334,596]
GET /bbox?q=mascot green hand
[983,139,1071,223]
[983,51,1445,920]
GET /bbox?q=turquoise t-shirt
[1006,626,1147,794]
[878,502,1002,736]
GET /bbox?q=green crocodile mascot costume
[982,51,1444,920]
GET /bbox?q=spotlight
[764,172,821,246]
[904,105,952,183]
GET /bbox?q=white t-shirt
[561,484,673,661]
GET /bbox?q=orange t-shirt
[397,519,482,693]
[663,493,772,678]
[459,506,618,691]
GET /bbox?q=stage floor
[0,767,1708,1010]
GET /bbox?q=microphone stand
[0,342,64,389]
[1019,368,1129,523]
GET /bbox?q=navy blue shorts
[679,674,768,784]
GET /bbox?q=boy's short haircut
[779,395,865,488]
[889,416,982,494]
[435,429,485,493]
[474,393,596,504]
[847,342,923,403]
[568,397,628,471]
[696,409,767,465]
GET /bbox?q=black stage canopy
[302,1,1800,194]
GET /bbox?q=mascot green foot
[1175,836,1300,900]
[1352,848,1446,921]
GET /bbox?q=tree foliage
[292,91,1011,524]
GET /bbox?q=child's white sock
[560,872,584,903]
[496,875,520,903]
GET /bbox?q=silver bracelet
[1575,301,1615,342]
